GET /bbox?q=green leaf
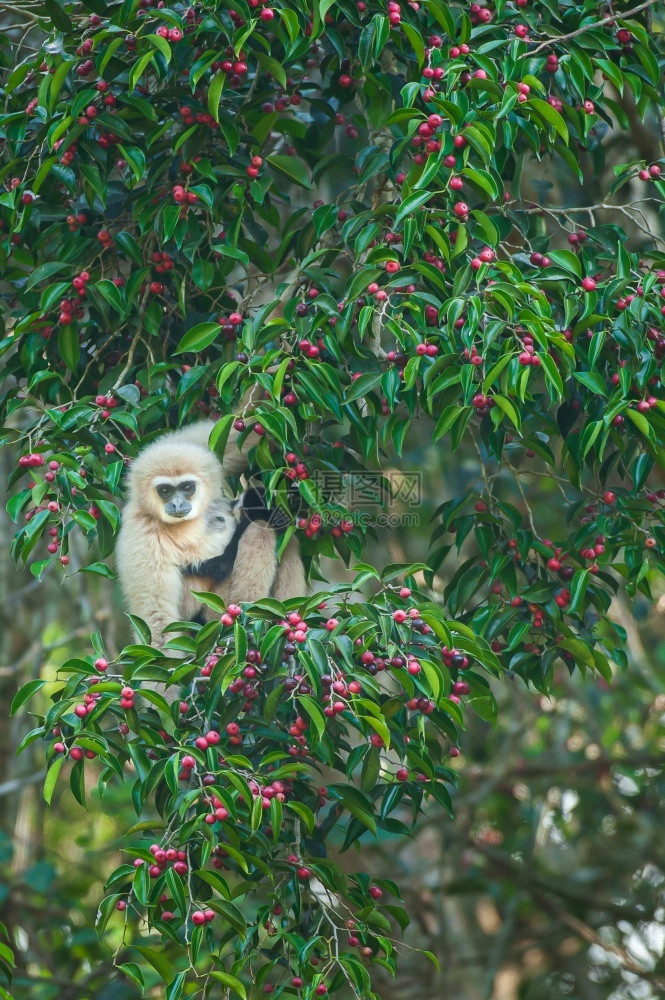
[626,408,654,440]
[314,0,337,30]
[127,615,152,645]
[165,867,186,917]
[482,352,513,392]
[57,326,79,371]
[581,420,603,459]
[10,679,46,715]
[208,72,225,123]
[118,964,145,990]
[194,869,231,898]
[129,50,157,93]
[117,145,146,183]
[338,791,377,835]
[166,972,186,1000]
[344,372,383,403]
[297,695,326,741]
[256,52,287,89]
[44,757,64,805]
[462,166,499,200]
[133,946,173,985]
[211,244,250,266]
[421,0,455,37]
[634,42,659,85]
[540,352,564,398]
[546,249,581,277]
[433,405,467,442]
[529,98,569,142]
[286,800,316,833]
[95,279,127,315]
[114,231,144,266]
[266,155,313,189]
[174,322,221,354]
[25,262,70,291]
[395,190,437,226]
[43,0,72,31]
[100,36,125,75]
[573,371,607,396]
[279,8,300,42]
[145,33,172,63]
[492,395,521,430]
[569,570,589,613]
[209,971,247,999]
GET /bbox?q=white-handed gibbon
[115,420,306,653]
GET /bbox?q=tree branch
[529,0,660,56]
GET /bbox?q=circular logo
[240,475,303,532]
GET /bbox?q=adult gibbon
[115,420,306,650]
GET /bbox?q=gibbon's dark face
[153,476,203,521]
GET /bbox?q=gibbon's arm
[271,535,307,602]
[217,521,279,604]
[166,387,262,479]
[222,423,261,478]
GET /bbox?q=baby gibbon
[116,420,306,651]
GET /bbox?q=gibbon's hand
[240,486,292,532]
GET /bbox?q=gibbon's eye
[156,484,174,499]
[179,481,196,495]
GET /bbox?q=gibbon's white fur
[116,421,306,654]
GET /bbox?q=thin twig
[0,3,41,23]
[536,892,665,988]
[505,458,541,538]
[112,284,152,389]
[528,0,660,56]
